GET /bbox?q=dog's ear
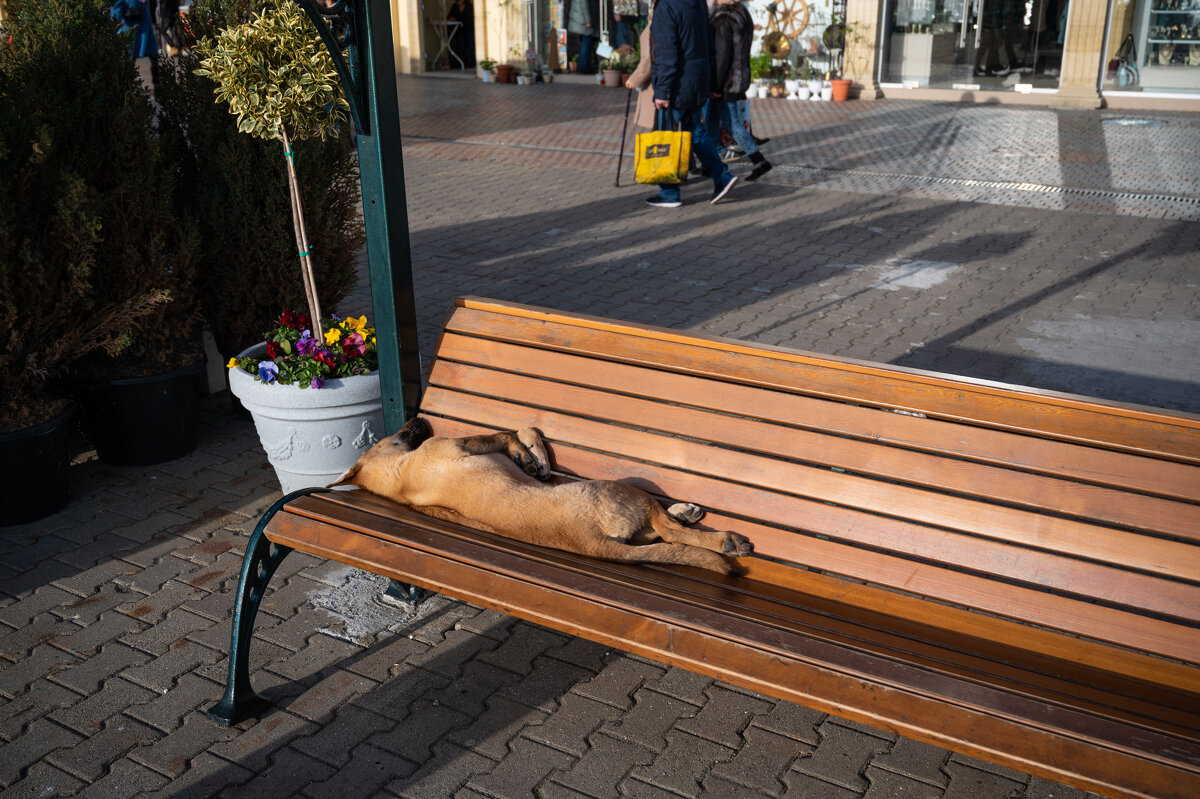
[328,460,363,488]
[397,415,433,451]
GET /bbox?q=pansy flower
[341,331,366,358]
[324,327,342,346]
[296,330,316,355]
[258,361,279,383]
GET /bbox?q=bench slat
[421,387,1200,589]
[318,490,1200,734]
[447,298,1200,463]
[266,495,1200,799]
[434,332,1200,503]
[429,357,1200,540]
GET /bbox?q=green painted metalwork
[206,490,310,726]
[298,0,422,434]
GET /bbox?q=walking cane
[615,87,633,188]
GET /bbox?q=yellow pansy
[324,327,342,345]
[226,358,238,368]
[342,315,367,332]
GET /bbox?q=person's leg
[579,34,593,72]
[646,181,682,206]
[676,105,737,203]
[725,101,757,156]
[728,100,771,180]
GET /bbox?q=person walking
[624,13,656,132]
[111,0,159,88]
[646,0,737,207]
[565,0,601,74]
[709,0,771,180]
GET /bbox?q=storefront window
[1104,0,1200,93]
[882,0,1067,90]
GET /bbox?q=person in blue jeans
[646,0,737,207]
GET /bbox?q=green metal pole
[353,0,422,434]
[301,0,422,435]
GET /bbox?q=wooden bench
[209,296,1200,799]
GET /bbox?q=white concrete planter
[229,343,383,494]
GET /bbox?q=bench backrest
[421,297,1200,696]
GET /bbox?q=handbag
[634,109,691,185]
[1113,34,1139,87]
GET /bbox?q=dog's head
[328,415,434,493]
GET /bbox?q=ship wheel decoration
[765,0,810,40]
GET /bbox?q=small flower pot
[831,78,852,101]
[229,343,384,493]
[495,64,514,83]
[795,85,811,100]
[820,83,833,101]
[481,69,493,82]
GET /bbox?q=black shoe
[753,135,770,146]
[746,151,772,182]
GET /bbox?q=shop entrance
[883,0,1066,89]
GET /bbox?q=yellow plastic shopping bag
[634,113,691,185]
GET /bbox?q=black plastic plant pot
[76,360,205,466]
[1,401,75,526]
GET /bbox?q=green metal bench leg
[207,489,322,726]
[384,579,427,605]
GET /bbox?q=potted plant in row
[196,0,382,493]
[479,58,497,81]
[1,0,205,525]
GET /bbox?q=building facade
[395,0,1199,109]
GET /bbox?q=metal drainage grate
[1101,118,1167,127]
[775,164,1200,206]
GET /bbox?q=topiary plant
[194,0,351,344]
[154,0,362,359]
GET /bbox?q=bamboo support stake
[280,127,324,339]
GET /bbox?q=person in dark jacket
[709,0,770,180]
[646,0,736,207]
[566,0,601,74]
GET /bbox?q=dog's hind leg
[644,503,754,558]
[590,537,736,575]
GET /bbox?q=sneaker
[721,148,745,162]
[710,174,737,205]
[646,195,683,208]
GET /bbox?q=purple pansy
[310,377,325,389]
[258,361,279,383]
[296,330,316,355]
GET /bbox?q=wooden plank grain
[433,332,1200,502]
[264,502,1200,799]
[427,358,1200,538]
[447,298,1200,462]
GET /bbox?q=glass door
[883,0,1065,89]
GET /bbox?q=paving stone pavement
[5,75,1197,798]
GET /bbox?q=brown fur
[330,417,754,574]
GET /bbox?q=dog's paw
[516,427,552,481]
[667,502,706,525]
[721,533,754,558]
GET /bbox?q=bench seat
[211,297,1200,799]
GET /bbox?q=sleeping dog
[330,416,754,574]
